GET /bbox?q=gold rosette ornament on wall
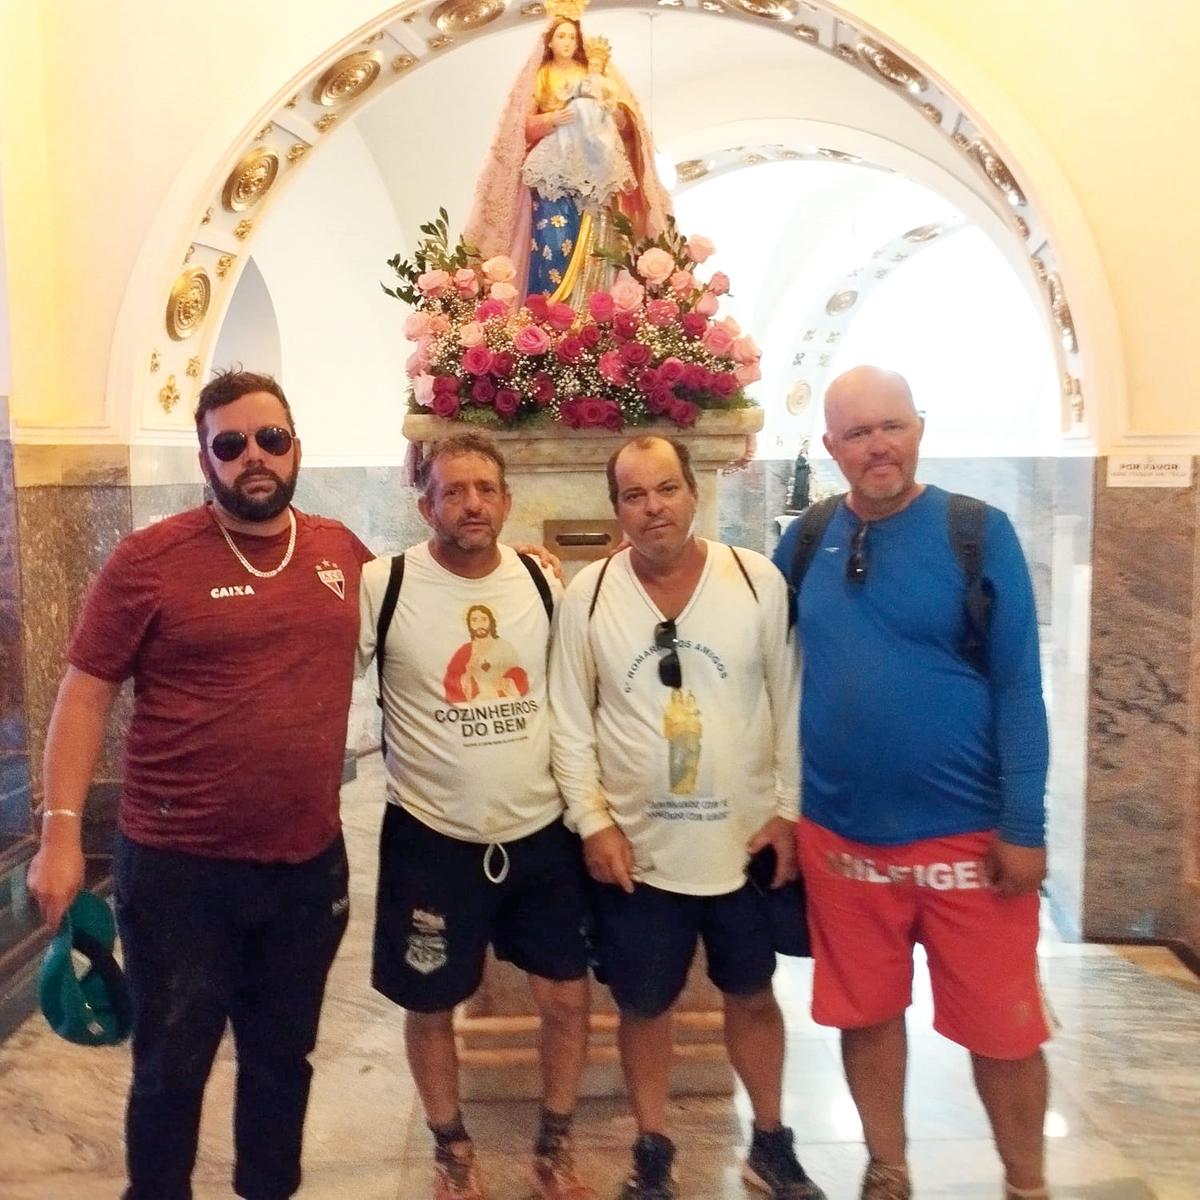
[221,147,280,213]
[312,51,383,106]
[166,268,211,341]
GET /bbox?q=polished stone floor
[1,756,1197,1199]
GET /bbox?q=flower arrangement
[384,209,761,431]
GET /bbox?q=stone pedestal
[402,409,763,1099]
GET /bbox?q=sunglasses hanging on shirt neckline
[847,520,870,583]
[654,618,683,688]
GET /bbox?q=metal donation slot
[542,519,623,562]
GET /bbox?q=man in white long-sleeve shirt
[550,436,826,1200]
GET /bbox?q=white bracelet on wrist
[41,808,83,820]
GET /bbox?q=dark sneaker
[619,1132,677,1200]
[742,1126,826,1200]
[859,1161,911,1200]
[434,1140,485,1200]
[530,1133,597,1200]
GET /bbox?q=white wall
[212,259,283,383]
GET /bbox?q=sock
[430,1113,470,1153]
[1005,1185,1048,1199]
[536,1107,574,1154]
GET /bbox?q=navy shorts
[591,880,777,1018]
[372,804,590,1013]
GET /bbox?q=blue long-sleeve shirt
[773,486,1048,848]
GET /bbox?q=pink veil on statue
[463,26,673,294]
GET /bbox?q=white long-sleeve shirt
[550,540,799,896]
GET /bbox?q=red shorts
[798,818,1052,1059]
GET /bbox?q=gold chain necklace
[215,507,296,579]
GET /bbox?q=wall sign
[1106,455,1193,488]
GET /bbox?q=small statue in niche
[786,441,812,513]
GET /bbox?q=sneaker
[742,1126,827,1200]
[619,1132,677,1200]
[434,1140,485,1200]
[859,1161,911,1200]
[530,1133,597,1200]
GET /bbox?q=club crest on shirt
[315,559,345,600]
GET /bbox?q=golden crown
[585,35,611,58]
[545,0,588,21]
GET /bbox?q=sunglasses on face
[847,521,869,584]
[654,618,682,688]
[208,426,294,463]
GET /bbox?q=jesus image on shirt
[443,604,531,703]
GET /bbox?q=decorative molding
[165,268,211,341]
[314,113,338,133]
[185,356,201,379]
[287,142,309,164]
[159,375,181,413]
[312,50,383,106]
[233,219,253,241]
[221,147,280,212]
[431,0,507,34]
[856,38,926,93]
[216,253,235,279]
[149,351,160,373]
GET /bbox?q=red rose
[577,397,608,427]
[636,367,659,394]
[646,386,674,415]
[430,392,460,419]
[613,311,640,341]
[601,400,624,431]
[599,350,629,387]
[547,302,576,331]
[712,371,738,397]
[494,388,520,418]
[579,323,602,349]
[557,335,585,364]
[432,374,460,394]
[670,398,700,427]
[588,291,615,323]
[680,312,708,339]
[658,357,685,385]
[620,341,651,367]
[491,351,515,378]
[682,364,708,391]
[645,299,680,327]
[525,293,550,321]
[471,376,496,404]
[558,398,581,428]
[530,372,556,405]
[462,345,494,375]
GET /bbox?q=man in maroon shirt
[27,370,372,1200]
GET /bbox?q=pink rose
[670,398,700,427]
[475,299,507,322]
[459,321,485,348]
[406,343,432,376]
[547,302,576,332]
[735,361,762,386]
[620,341,651,368]
[482,255,516,283]
[588,291,615,323]
[577,397,609,428]
[708,271,730,296]
[513,324,551,356]
[636,248,675,287]
[680,312,707,339]
[613,311,640,341]
[685,235,715,264]
[404,311,432,340]
[462,344,494,375]
[610,271,645,313]
[433,374,460,395]
[492,351,515,378]
[636,368,659,394]
[471,376,496,405]
[557,335,585,364]
[453,268,480,298]
[430,392,461,420]
[490,280,518,305]
[646,385,674,414]
[702,325,735,357]
[646,299,680,327]
[669,270,694,294]
[429,313,450,335]
[599,350,629,386]
[494,387,521,419]
[417,269,451,297]
[658,357,686,385]
[525,293,550,321]
[712,371,738,398]
[694,291,719,318]
[579,323,602,349]
[601,400,624,431]
[682,364,711,392]
[413,373,435,407]
[732,335,761,365]
[719,314,742,336]
[530,372,555,405]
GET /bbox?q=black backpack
[786,493,993,677]
[373,551,554,754]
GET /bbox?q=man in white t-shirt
[551,436,826,1200]
[358,434,593,1200]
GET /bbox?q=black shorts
[592,880,777,1019]
[372,804,590,1013]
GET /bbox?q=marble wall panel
[0,439,27,758]
[1085,461,1198,948]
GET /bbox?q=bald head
[824,367,917,439]
[821,365,925,518]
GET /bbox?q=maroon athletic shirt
[69,505,372,862]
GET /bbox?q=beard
[205,461,299,522]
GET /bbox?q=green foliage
[383,207,481,306]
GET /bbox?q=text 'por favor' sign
[1106,455,1194,488]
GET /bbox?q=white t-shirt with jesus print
[359,542,563,843]
[550,541,799,896]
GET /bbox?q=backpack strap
[516,552,554,621]
[728,545,758,602]
[587,554,615,620]
[375,554,406,754]
[947,494,992,677]
[787,495,842,625]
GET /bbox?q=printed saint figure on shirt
[443,604,530,703]
[663,688,702,795]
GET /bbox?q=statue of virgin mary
[463,0,673,308]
